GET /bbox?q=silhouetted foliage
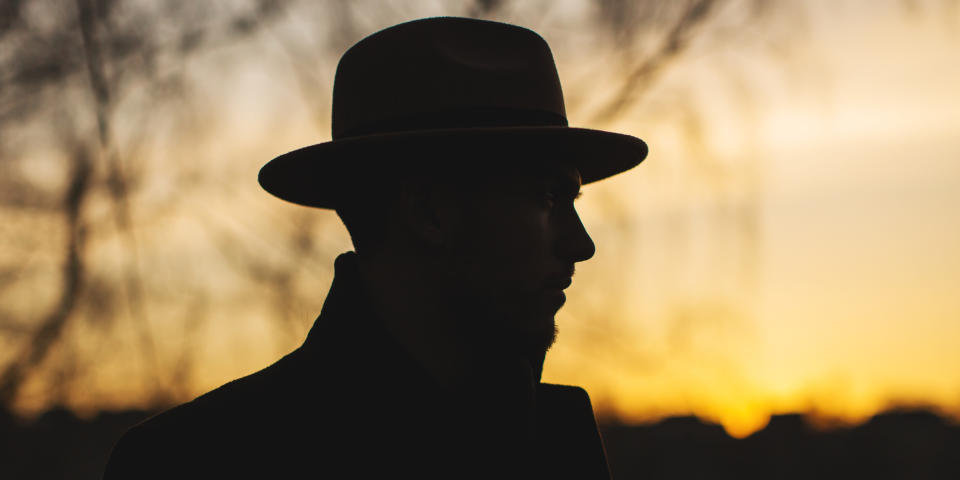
[601,410,960,479]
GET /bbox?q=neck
[355,250,540,390]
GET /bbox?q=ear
[400,181,462,248]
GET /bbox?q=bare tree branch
[590,0,720,124]
[0,150,91,405]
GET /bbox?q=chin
[546,289,566,311]
[510,315,558,358]
[479,296,561,357]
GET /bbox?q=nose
[558,206,595,263]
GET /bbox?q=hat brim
[258,126,648,209]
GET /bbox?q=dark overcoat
[104,253,611,479]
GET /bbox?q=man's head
[259,16,647,367]
[336,157,594,359]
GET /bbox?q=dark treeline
[602,410,960,479]
[2,407,958,479]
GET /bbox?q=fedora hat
[259,17,648,209]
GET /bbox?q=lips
[543,276,572,290]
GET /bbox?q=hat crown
[331,17,568,140]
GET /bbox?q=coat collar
[300,252,538,440]
[295,252,610,476]
[302,251,545,387]
[301,251,438,389]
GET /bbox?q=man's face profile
[255,16,646,373]
[440,163,595,359]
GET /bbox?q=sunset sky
[544,1,960,437]
[3,0,958,439]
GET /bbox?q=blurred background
[1,0,959,478]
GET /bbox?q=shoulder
[536,383,612,479]
[536,383,604,444]
[537,383,604,442]
[538,382,589,396]
[538,383,593,408]
[103,349,314,478]
[156,348,307,425]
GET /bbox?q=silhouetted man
[104,17,647,479]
